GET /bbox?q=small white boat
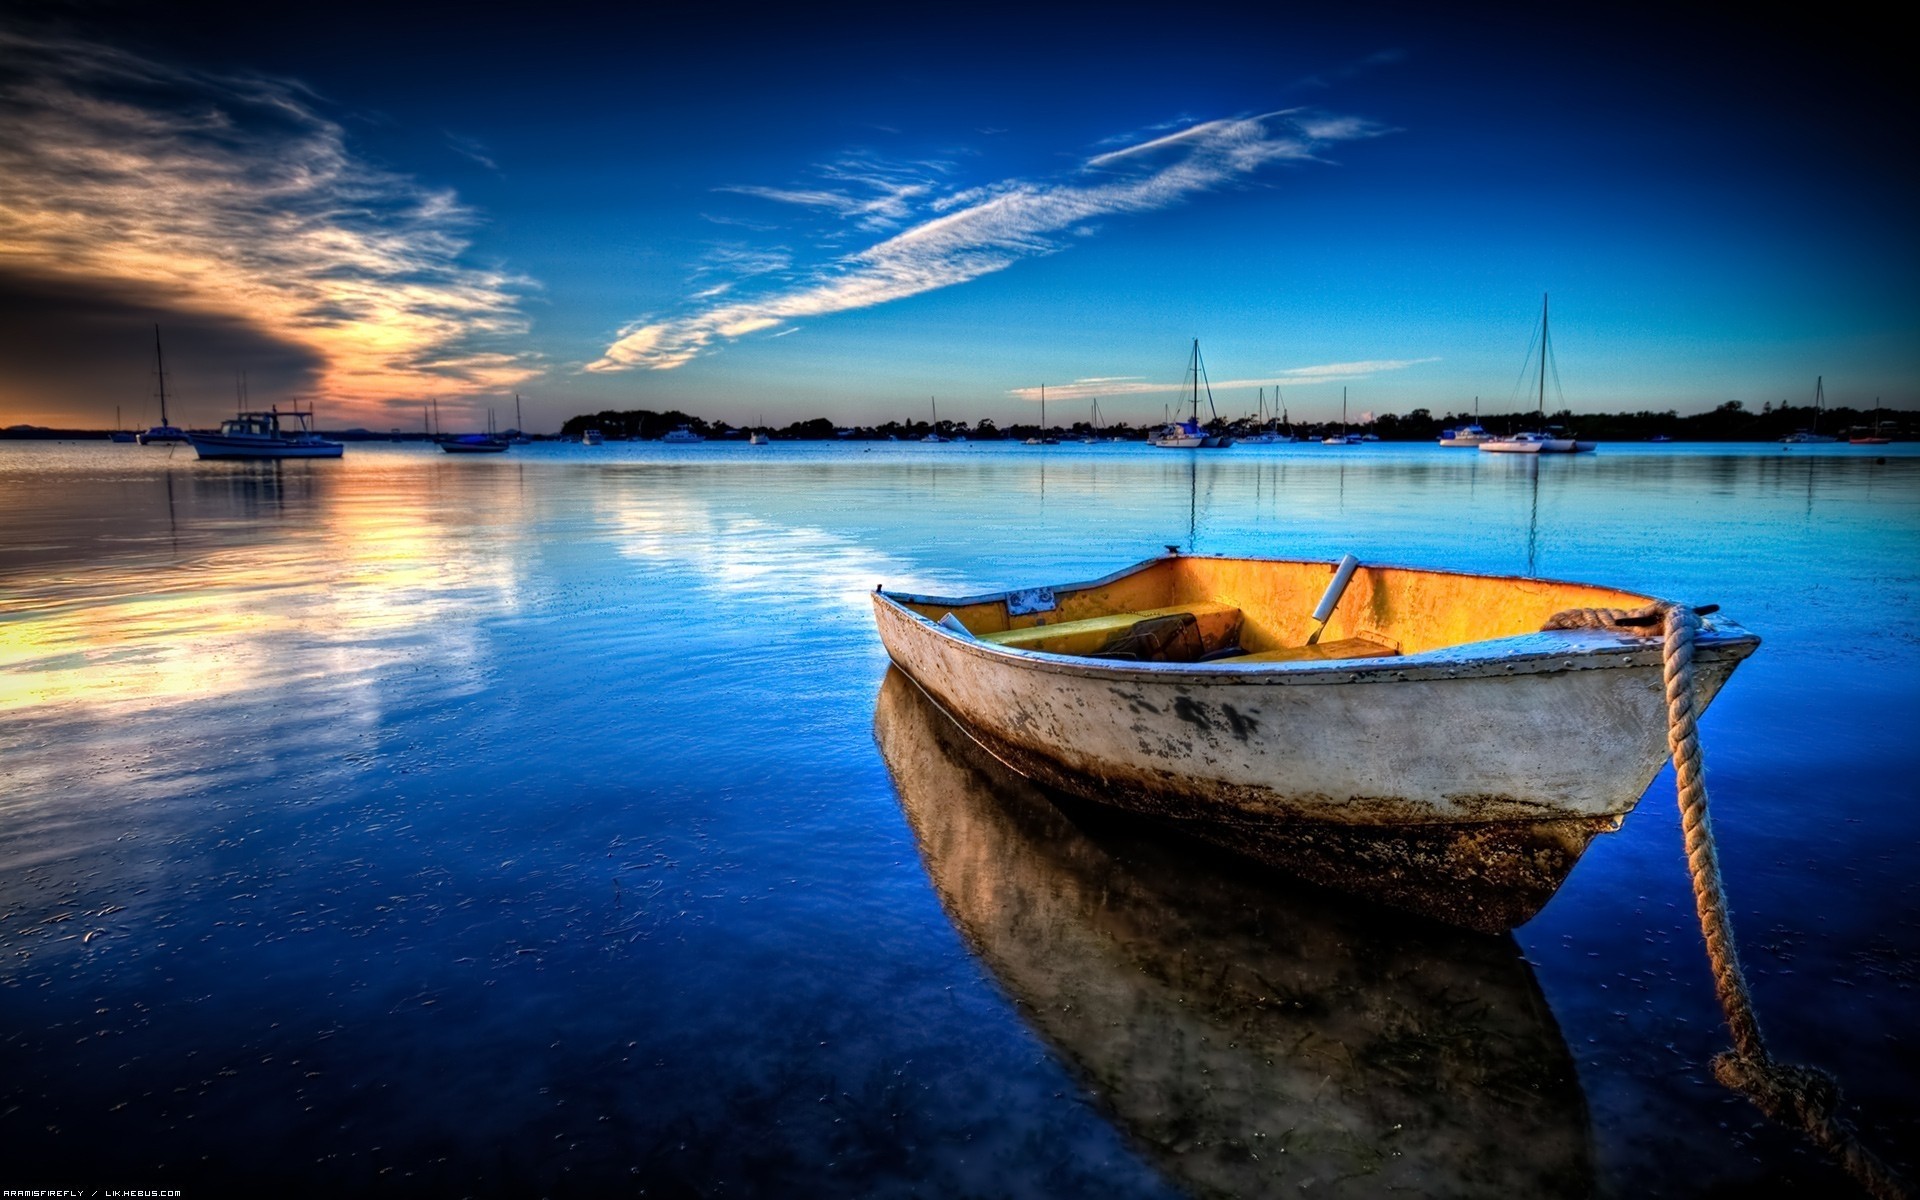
[872,551,1758,930]
[748,431,771,445]
[1438,425,1492,446]
[189,407,342,459]
[1152,420,1207,448]
[1480,431,1550,453]
[581,428,605,445]
[661,425,704,444]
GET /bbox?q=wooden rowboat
[871,551,1759,931]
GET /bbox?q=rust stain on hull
[940,686,1614,932]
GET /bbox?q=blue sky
[1,4,1912,430]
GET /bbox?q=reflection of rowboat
[870,551,1758,930]
[874,669,1593,1197]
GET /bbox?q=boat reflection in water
[875,668,1592,1199]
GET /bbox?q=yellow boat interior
[895,555,1655,665]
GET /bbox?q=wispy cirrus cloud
[1009,358,1438,402]
[0,29,537,415]
[589,109,1386,373]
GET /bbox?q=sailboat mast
[1537,293,1550,422]
[516,393,523,433]
[153,325,170,427]
[1040,384,1045,432]
[1190,339,1200,423]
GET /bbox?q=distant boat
[1481,295,1595,454]
[1154,340,1231,449]
[922,396,947,443]
[1024,384,1060,445]
[581,428,605,445]
[1439,398,1492,446]
[188,406,342,459]
[136,326,189,445]
[749,430,771,445]
[109,405,137,442]
[508,394,532,444]
[661,425,704,444]
[1480,431,1550,454]
[1780,377,1838,443]
[1647,434,1673,443]
[440,433,508,454]
[1320,385,1367,441]
[1240,387,1291,444]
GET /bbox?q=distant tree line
[557,401,1910,442]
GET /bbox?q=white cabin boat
[661,425,704,443]
[1440,424,1492,446]
[189,408,342,459]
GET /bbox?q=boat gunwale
[873,553,1759,686]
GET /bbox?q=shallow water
[2,439,1915,1196]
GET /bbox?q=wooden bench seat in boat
[1232,629,1401,664]
[979,602,1242,658]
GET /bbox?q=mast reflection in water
[874,669,1592,1198]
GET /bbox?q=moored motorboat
[188,407,343,459]
[870,551,1758,930]
[440,433,509,453]
[1439,423,1492,447]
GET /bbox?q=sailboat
[1025,385,1059,445]
[1242,387,1294,444]
[109,406,137,442]
[1153,340,1231,448]
[1780,377,1839,443]
[136,326,190,444]
[1482,295,1595,454]
[921,397,947,443]
[1079,399,1100,443]
[509,394,532,444]
[1322,387,1363,445]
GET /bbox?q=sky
[0,3,1913,432]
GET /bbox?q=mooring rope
[1540,604,1910,1195]
[1659,603,1912,1198]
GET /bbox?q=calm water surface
[2,440,1916,1196]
